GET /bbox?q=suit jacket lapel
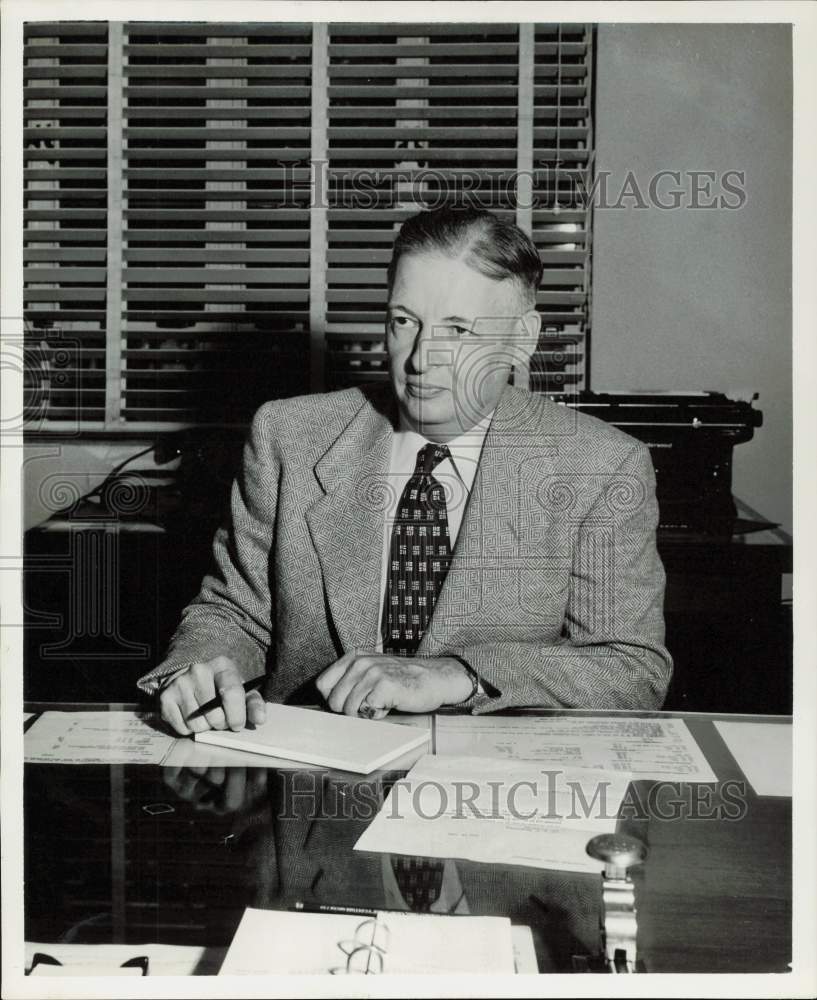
[305,391,394,654]
[419,386,560,650]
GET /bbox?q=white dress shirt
[374,412,494,651]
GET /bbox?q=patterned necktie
[382,443,453,656]
[392,855,445,912]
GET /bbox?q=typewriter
[563,390,764,536]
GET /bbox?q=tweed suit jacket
[137,383,672,710]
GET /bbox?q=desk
[22,704,791,975]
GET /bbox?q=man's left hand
[315,651,473,717]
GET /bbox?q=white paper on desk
[714,720,792,797]
[355,754,630,874]
[435,715,717,783]
[511,925,538,973]
[164,734,430,774]
[164,713,432,771]
[219,907,514,975]
[26,941,225,976]
[24,711,176,765]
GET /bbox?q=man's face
[386,252,540,441]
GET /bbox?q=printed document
[24,711,175,765]
[714,720,791,797]
[435,715,717,782]
[355,754,631,874]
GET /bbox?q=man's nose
[408,323,445,373]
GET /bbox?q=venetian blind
[23,21,594,430]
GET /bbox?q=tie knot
[416,443,450,476]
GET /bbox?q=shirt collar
[442,411,494,480]
[393,410,494,489]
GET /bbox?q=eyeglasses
[330,917,391,975]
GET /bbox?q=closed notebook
[193,703,430,774]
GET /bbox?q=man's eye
[450,325,472,338]
[389,315,418,333]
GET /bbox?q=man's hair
[386,205,544,308]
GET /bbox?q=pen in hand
[184,675,267,724]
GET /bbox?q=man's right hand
[158,656,266,736]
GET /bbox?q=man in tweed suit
[139,206,671,735]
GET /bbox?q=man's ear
[519,308,542,364]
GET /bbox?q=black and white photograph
[1,0,815,996]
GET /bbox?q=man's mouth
[405,380,447,399]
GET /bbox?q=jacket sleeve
[458,441,673,712]
[136,404,279,695]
